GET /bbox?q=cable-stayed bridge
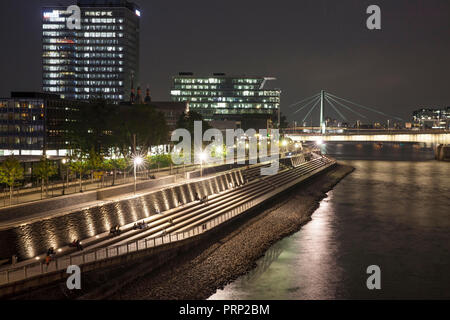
[284,91,450,145]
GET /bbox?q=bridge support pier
[435,144,450,161]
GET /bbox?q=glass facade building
[0,92,83,156]
[170,74,281,123]
[42,0,140,102]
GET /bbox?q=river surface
[210,142,450,299]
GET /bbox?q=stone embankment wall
[0,171,243,261]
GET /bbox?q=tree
[175,111,211,157]
[102,159,115,186]
[86,148,103,184]
[63,100,170,161]
[146,154,172,170]
[68,153,88,192]
[34,156,58,198]
[111,158,128,183]
[271,112,289,129]
[111,104,169,158]
[64,99,116,157]
[176,110,211,138]
[0,156,24,205]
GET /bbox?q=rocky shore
[109,163,354,300]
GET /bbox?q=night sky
[0,0,449,124]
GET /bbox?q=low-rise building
[413,107,450,129]
[0,92,82,157]
[170,73,281,130]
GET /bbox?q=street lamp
[61,159,68,195]
[133,156,143,194]
[281,139,288,157]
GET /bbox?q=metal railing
[0,198,257,286]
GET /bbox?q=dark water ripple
[210,142,450,299]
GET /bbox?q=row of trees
[0,156,57,204]
[64,100,170,158]
[55,100,172,194]
[0,153,176,205]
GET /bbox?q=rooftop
[175,72,276,80]
[77,0,140,11]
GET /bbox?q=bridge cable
[302,98,321,123]
[287,93,320,109]
[292,95,321,115]
[327,92,403,121]
[325,94,368,119]
[324,96,348,121]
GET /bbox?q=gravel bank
[109,163,354,300]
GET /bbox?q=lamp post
[61,159,67,195]
[281,139,288,158]
[133,156,143,194]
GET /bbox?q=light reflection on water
[210,143,450,299]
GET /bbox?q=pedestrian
[45,255,51,267]
[76,240,83,251]
[47,247,55,259]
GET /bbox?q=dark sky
[0,0,449,124]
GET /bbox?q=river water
[210,142,450,299]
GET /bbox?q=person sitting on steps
[110,225,121,236]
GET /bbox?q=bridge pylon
[320,90,325,134]
[289,90,404,135]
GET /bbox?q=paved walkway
[0,160,231,209]
[0,175,182,231]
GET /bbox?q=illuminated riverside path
[0,155,335,293]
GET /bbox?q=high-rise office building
[42,0,140,102]
[170,73,281,129]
